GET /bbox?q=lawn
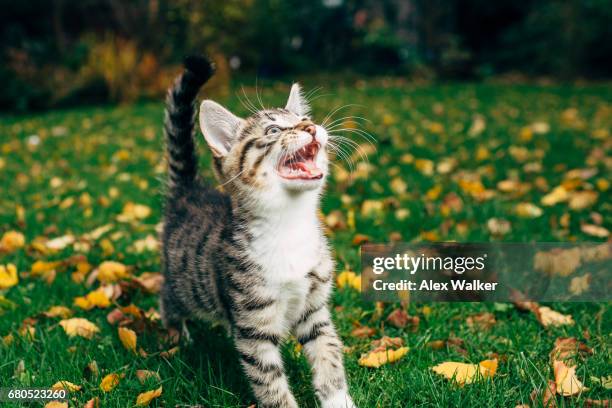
[0,81,611,407]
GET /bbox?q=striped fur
[161,58,355,408]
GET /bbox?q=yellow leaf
[59,318,100,339]
[135,386,163,406]
[118,327,137,352]
[541,186,569,206]
[568,191,598,210]
[358,347,409,368]
[31,260,62,277]
[431,359,498,385]
[0,263,18,289]
[515,202,543,218]
[43,306,73,319]
[336,271,361,291]
[100,373,122,392]
[117,202,151,223]
[51,380,82,392]
[0,230,25,252]
[97,261,129,283]
[73,288,111,310]
[425,185,442,201]
[44,402,68,408]
[553,360,588,396]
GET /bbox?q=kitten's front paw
[321,391,356,408]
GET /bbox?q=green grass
[1,81,611,407]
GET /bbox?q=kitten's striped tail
[164,55,215,189]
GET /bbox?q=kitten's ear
[285,83,311,116]
[199,100,244,157]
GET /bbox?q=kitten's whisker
[321,104,362,127]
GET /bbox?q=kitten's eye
[266,126,282,135]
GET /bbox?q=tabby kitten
[160,56,356,408]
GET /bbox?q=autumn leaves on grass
[0,225,168,407]
[335,270,606,405]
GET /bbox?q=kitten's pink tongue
[296,160,323,177]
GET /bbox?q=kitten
[160,56,356,408]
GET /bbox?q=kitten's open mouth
[278,141,323,180]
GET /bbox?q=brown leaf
[386,308,419,331]
[549,337,592,363]
[107,308,127,325]
[585,399,611,407]
[136,370,161,385]
[84,397,100,408]
[530,380,558,408]
[350,326,376,338]
[132,272,163,294]
[352,234,370,246]
[466,312,496,331]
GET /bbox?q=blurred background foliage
[1,0,611,111]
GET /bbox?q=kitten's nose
[304,124,316,137]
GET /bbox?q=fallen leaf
[133,272,163,293]
[0,263,18,289]
[581,224,609,238]
[135,386,162,406]
[569,274,591,296]
[45,235,75,251]
[131,234,158,253]
[324,210,347,230]
[386,308,419,331]
[569,191,598,210]
[358,347,409,368]
[539,306,574,327]
[51,380,81,392]
[118,327,137,353]
[117,202,151,223]
[100,373,122,392]
[352,234,370,246]
[44,402,68,408]
[541,186,569,206]
[530,380,558,408]
[584,399,611,407]
[553,360,588,396]
[30,260,63,277]
[370,336,404,351]
[516,202,543,218]
[487,218,511,236]
[160,346,179,358]
[336,271,361,291]
[97,261,129,283]
[59,318,100,339]
[42,305,72,320]
[431,359,498,385]
[466,312,496,331]
[83,397,100,408]
[549,337,592,362]
[74,288,111,310]
[136,370,161,384]
[107,308,126,325]
[350,326,376,338]
[84,360,99,379]
[0,230,25,252]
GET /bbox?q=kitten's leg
[295,306,355,408]
[234,330,298,408]
[160,285,191,344]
